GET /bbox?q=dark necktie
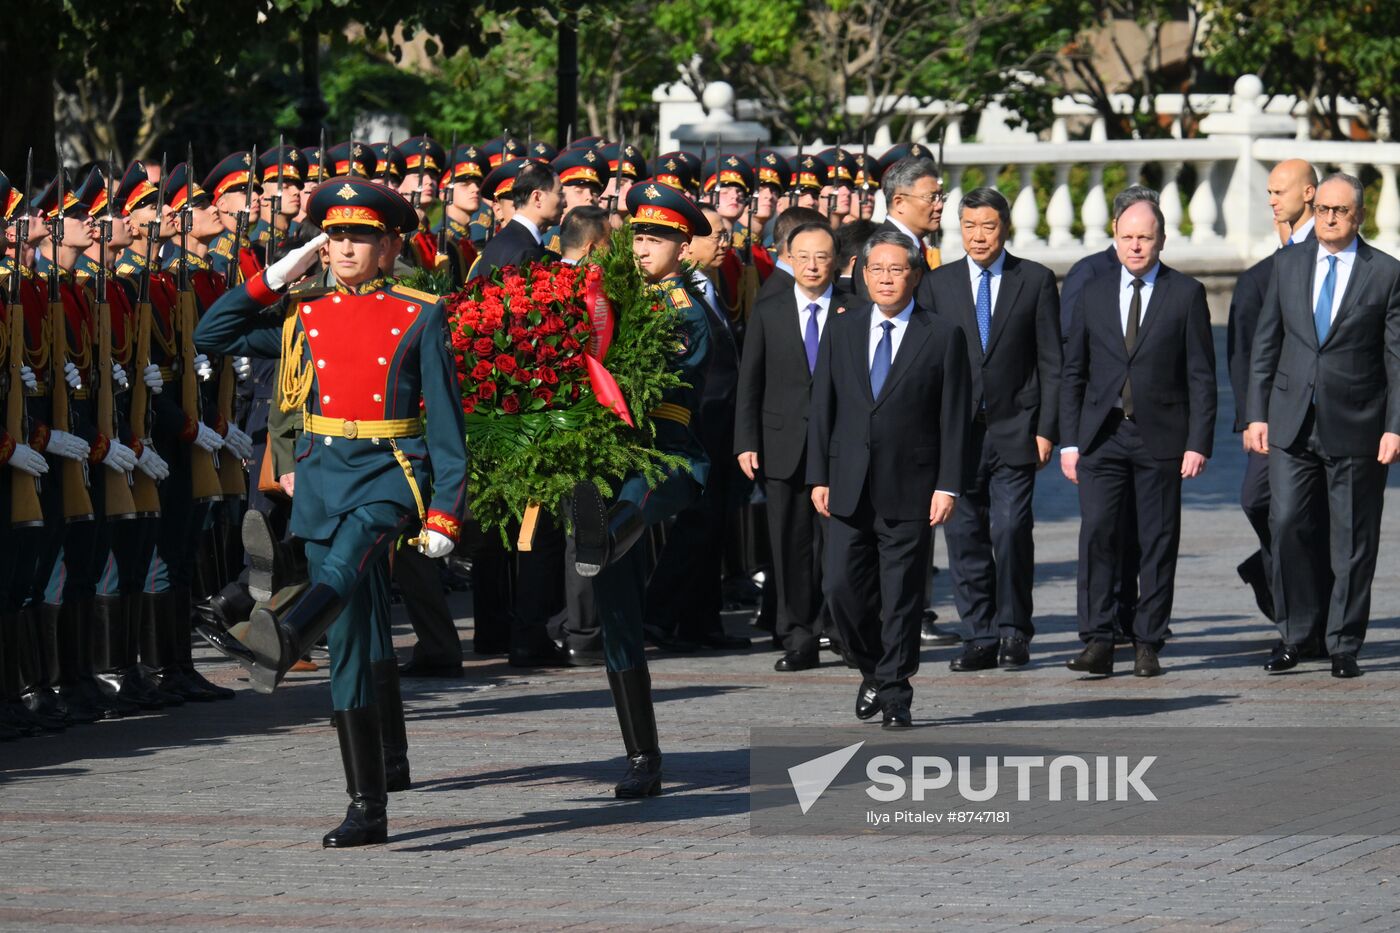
[870,320,894,399]
[803,302,821,373]
[1122,277,1144,417]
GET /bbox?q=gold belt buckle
[342,420,359,439]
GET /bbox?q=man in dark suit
[469,159,563,280]
[923,188,1061,671]
[753,207,824,303]
[1245,172,1400,678]
[1058,185,1160,640]
[808,229,971,726]
[736,221,854,671]
[1227,159,1317,627]
[850,156,943,301]
[1060,198,1216,677]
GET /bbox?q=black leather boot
[196,581,257,631]
[372,660,411,792]
[607,667,662,798]
[243,509,304,602]
[146,591,215,702]
[571,482,646,578]
[170,586,236,700]
[77,599,140,718]
[234,582,343,695]
[110,594,178,709]
[1,612,52,735]
[323,705,389,847]
[90,595,154,712]
[135,594,185,705]
[42,604,102,723]
[14,607,68,729]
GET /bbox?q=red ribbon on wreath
[583,268,634,428]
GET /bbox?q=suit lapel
[1321,241,1371,348]
[983,254,1022,359]
[873,305,932,407]
[952,264,981,363]
[1297,247,1321,347]
[1127,265,1171,359]
[777,292,814,384]
[1090,275,1127,362]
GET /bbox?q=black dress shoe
[920,614,960,645]
[508,642,570,668]
[1133,643,1162,677]
[774,650,819,672]
[948,642,998,672]
[1236,552,1276,621]
[694,632,752,650]
[566,646,606,667]
[998,636,1030,669]
[1331,653,1361,678]
[643,625,698,653]
[855,681,880,721]
[881,704,912,728]
[471,641,509,657]
[397,659,463,679]
[1066,642,1114,676]
[1264,643,1301,673]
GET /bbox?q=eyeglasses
[1315,204,1354,219]
[899,191,945,205]
[866,265,911,278]
[791,252,833,265]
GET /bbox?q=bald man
[1226,160,1317,635]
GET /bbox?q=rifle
[128,156,165,517]
[789,140,804,208]
[48,138,95,521]
[233,145,257,287]
[859,133,872,213]
[177,145,224,502]
[826,138,841,220]
[95,160,136,519]
[317,127,327,188]
[438,130,459,257]
[409,134,423,214]
[745,139,759,263]
[190,143,245,500]
[268,133,285,264]
[7,148,43,527]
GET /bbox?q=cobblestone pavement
[4,355,1400,931]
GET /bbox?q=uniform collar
[332,274,389,296]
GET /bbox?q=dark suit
[808,301,971,708]
[754,263,795,303]
[468,217,546,281]
[1062,263,1216,647]
[1247,238,1400,655]
[735,284,855,656]
[1059,245,1117,338]
[924,252,1061,644]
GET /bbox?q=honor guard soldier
[326,140,375,179]
[398,135,446,261]
[526,140,559,162]
[252,145,307,257]
[789,153,827,210]
[701,154,755,313]
[601,142,647,210]
[546,146,610,253]
[204,151,262,284]
[852,152,879,222]
[653,152,700,198]
[195,177,468,847]
[435,143,488,273]
[816,147,856,225]
[370,141,406,186]
[298,144,329,225]
[568,179,714,799]
[481,135,524,170]
[566,135,606,151]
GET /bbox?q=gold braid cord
[278,310,314,414]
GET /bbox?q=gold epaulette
[668,287,692,308]
[389,284,440,303]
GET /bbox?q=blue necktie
[1315,254,1338,344]
[804,302,821,373]
[975,268,993,352]
[870,320,894,399]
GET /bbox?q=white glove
[19,365,37,391]
[143,363,164,394]
[8,443,48,477]
[233,356,252,382]
[63,360,82,390]
[102,438,139,473]
[417,529,454,559]
[111,361,130,390]
[136,445,170,481]
[47,429,91,461]
[193,422,225,452]
[264,233,329,291]
[193,353,214,382]
[224,425,254,461]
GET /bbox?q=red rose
[502,395,521,414]
[462,397,477,415]
[479,381,497,399]
[539,366,558,385]
[531,386,554,403]
[473,337,494,355]
[471,360,493,381]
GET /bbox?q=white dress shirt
[867,300,916,368]
[1312,238,1359,326]
[511,214,543,245]
[795,283,833,342]
[966,250,1006,316]
[1289,216,1316,245]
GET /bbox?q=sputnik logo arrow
[787,741,865,814]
